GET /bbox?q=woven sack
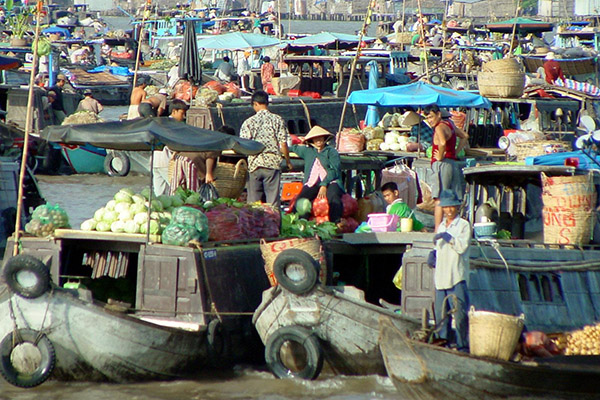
[337,129,365,153]
[469,307,524,361]
[260,237,325,286]
[541,173,595,211]
[478,72,525,98]
[212,159,248,199]
[542,208,594,246]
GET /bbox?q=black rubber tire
[3,255,50,299]
[104,151,130,177]
[273,249,320,295]
[265,325,323,380]
[429,74,442,85]
[207,319,230,363]
[0,329,56,388]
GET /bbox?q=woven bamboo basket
[395,32,413,44]
[469,307,524,361]
[542,209,594,246]
[478,72,525,98]
[513,140,571,162]
[260,237,325,287]
[212,159,248,199]
[481,58,523,73]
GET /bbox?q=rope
[191,241,222,322]
[35,287,54,344]
[215,103,226,126]
[298,98,312,129]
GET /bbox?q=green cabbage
[171,195,184,207]
[120,188,135,196]
[141,187,151,200]
[150,200,164,212]
[119,210,133,221]
[105,200,116,211]
[96,221,111,232]
[103,210,118,223]
[134,212,148,225]
[80,219,97,231]
[111,220,125,233]
[130,203,148,215]
[186,193,201,205]
[114,191,133,203]
[124,220,140,234]
[158,195,172,208]
[140,219,160,235]
[94,207,106,222]
[115,202,131,214]
[131,194,145,204]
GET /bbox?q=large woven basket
[481,58,523,74]
[478,72,525,98]
[513,140,571,162]
[395,32,413,44]
[260,237,325,287]
[212,159,248,199]
[469,307,524,361]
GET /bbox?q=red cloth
[543,60,565,84]
[431,120,457,165]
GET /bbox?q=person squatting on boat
[433,189,471,352]
[76,89,103,115]
[49,74,68,124]
[214,56,236,83]
[381,182,425,232]
[290,126,344,223]
[139,88,168,117]
[153,99,188,196]
[426,105,469,230]
[240,90,292,208]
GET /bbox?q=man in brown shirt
[76,89,103,115]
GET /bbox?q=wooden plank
[54,229,161,244]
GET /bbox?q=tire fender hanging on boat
[265,325,323,380]
[273,249,320,295]
[0,329,56,388]
[104,151,131,177]
[207,319,230,364]
[3,254,50,299]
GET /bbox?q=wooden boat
[253,276,420,379]
[379,315,600,400]
[0,229,270,387]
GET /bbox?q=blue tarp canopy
[196,32,280,50]
[288,32,375,48]
[347,81,492,108]
[42,26,71,38]
[526,150,600,170]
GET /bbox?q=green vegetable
[158,195,172,208]
[114,191,133,203]
[497,229,512,240]
[134,212,148,225]
[123,220,140,234]
[131,194,145,204]
[295,198,312,215]
[114,202,130,214]
[102,210,118,224]
[140,219,160,235]
[280,213,338,240]
[171,195,184,207]
[94,207,106,222]
[118,210,133,221]
[120,188,135,196]
[130,203,148,215]
[80,219,97,231]
[105,200,116,211]
[111,220,125,233]
[141,187,152,200]
[96,221,111,232]
[186,193,201,205]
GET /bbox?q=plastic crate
[367,213,399,232]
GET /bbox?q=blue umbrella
[196,32,280,50]
[347,81,492,108]
[364,60,380,127]
[289,32,375,49]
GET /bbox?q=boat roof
[284,55,391,64]
[463,164,577,180]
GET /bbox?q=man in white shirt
[433,189,470,351]
[214,56,235,83]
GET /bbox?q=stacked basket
[478,58,525,98]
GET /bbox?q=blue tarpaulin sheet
[525,150,600,170]
[87,66,133,76]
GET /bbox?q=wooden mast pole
[13,1,44,256]
[336,0,376,137]
[132,0,151,89]
[416,0,429,81]
[507,0,521,57]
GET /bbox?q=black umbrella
[178,20,202,84]
[41,117,264,154]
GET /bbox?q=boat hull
[379,316,600,400]
[253,285,420,376]
[0,288,209,382]
[61,144,106,174]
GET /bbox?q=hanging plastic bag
[199,183,219,202]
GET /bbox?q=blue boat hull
[61,143,107,174]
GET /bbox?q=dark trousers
[293,183,343,222]
[435,281,469,351]
[138,102,156,118]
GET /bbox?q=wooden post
[336,0,376,138]
[416,0,429,81]
[13,1,44,256]
[132,0,151,89]
[507,0,521,58]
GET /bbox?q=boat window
[298,119,309,135]
[552,275,564,301]
[529,275,541,301]
[518,274,530,301]
[287,120,297,135]
[541,276,553,302]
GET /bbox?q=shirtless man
[127,77,147,119]
[425,104,469,230]
[139,88,168,117]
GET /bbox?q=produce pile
[555,323,600,355]
[162,206,209,246]
[62,110,104,125]
[25,204,70,237]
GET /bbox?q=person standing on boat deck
[240,90,292,208]
[76,89,103,115]
[49,74,68,124]
[237,51,256,92]
[543,52,565,85]
[290,126,344,223]
[260,56,275,89]
[127,77,147,119]
[139,88,168,118]
[426,104,468,230]
[153,100,188,196]
[433,190,471,352]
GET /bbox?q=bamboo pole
[507,0,521,57]
[416,0,429,81]
[13,1,43,257]
[336,0,376,137]
[132,0,151,89]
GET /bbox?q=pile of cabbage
[80,188,184,236]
